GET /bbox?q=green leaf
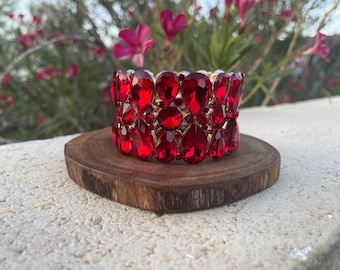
[260,84,273,99]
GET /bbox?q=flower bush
[0,0,338,141]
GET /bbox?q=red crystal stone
[174,98,183,107]
[110,70,131,106]
[111,114,119,146]
[226,111,239,119]
[181,123,207,164]
[109,76,116,105]
[181,73,212,116]
[155,131,177,163]
[223,118,240,153]
[178,73,185,81]
[158,106,183,130]
[184,114,194,124]
[227,72,244,113]
[156,71,179,106]
[157,100,165,108]
[174,130,183,139]
[211,104,226,129]
[117,125,131,154]
[209,130,225,160]
[214,72,229,104]
[131,121,154,160]
[121,102,136,125]
[197,112,208,130]
[131,71,154,113]
[144,111,155,126]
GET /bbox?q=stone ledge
[0,97,339,269]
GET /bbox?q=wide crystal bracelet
[109,70,244,164]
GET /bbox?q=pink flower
[328,77,340,89]
[36,72,50,81]
[5,96,14,106]
[225,0,233,8]
[65,64,78,78]
[36,65,77,81]
[1,75,11,88]
[45,67,61,76]
[301,32,330,62]
[18,33,37,49]
[89,45,104,57]
[47,32,62,41]
[37,114,46,124]
[195,6,202,13]
[253,34,261,43]
[273,91,291,104]
[0,95,14,106]
[280,9,295,20]
[32,14,41,24]
[282,94,291,103]
[18,28,43,49]
[272,98,279,105]
[320,75,327,82]
[101,88,111,108]
[235,0,255,22]
[280,9,294,19]
[160,9,188,50]
[209,8,217,17]
[113,24,154,67]
[35,29,43,38]
[18,13,24,24]
[36,67,61,81]
[128,10,135,17]
[235,0,255,33]
[290,81,300,92]
[9,13,26,24]
[225,0,233,23]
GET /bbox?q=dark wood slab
[64,127,280,213]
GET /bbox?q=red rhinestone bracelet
[109,70,244,164]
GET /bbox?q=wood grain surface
[64,127,280,213]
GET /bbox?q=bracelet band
[110,70,244,164]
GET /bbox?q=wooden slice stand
[64,127,280,214]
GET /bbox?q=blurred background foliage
[0,0,339,142]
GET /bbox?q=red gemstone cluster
[110,70,244,164]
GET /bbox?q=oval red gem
[184,113,194,124]
[181,123,207,164]
[158,106,183,130]
[156,71,179,106]
[131,121,154,160]
[209,130,225,160]
[227,72,244,113]
[117,125,131,155]
[109,74,116,105]
[121,102,136,125]
[110,70,131,106]
[214,72,229,104]
[155,131,177,163]
[111,114,119,146]
[131,71,154,114]
[181,73,211,116]
[197,112,208,130]
[223,118,240,153]
[211,104,226,129]
[144,111,155,125]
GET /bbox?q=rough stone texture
[1,97,339,269]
